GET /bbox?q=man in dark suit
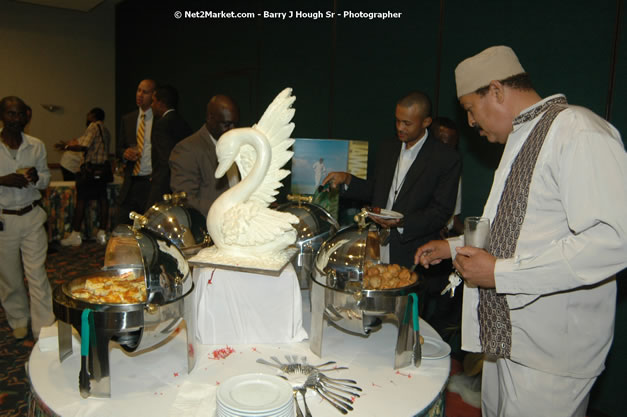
[115,78,156,226]
[323,91,461,268]
[146,85,192,208]
[169,95,240,218]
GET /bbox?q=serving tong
[257,355,361,415]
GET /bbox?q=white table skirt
[29,288,450,417]
[194,264,308,345]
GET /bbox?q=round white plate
[217,399,293,417]
[366,208,404,220]
[421,336,451,360]
[217,373,293,413]
[217,403,294,417]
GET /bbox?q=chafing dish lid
[277,201,339,242]
[140,193,209,250]
[105,225,190,304]
[313,222,380,291]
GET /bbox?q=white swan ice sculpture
[206,88,299,261]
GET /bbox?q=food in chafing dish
[71,271,147,304]
[362,262,418,290]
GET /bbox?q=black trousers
[114,176,151,226]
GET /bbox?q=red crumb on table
[209,346,235,360]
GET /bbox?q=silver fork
[298,385,312,417]
[304,372,349,414]
[293,389,304,417]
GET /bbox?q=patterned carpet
[0,241,106,417]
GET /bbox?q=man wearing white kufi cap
[415,45,627,416]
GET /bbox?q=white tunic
[449,94,627,378]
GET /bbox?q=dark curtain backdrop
[116,1,626,415]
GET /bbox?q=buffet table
[43,179,121,242]
[28,289,450,417]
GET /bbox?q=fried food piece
[362,263,419,290]
[399,269,410,280]
[369,276,382,289]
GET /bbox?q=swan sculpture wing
[222,201,297,246]
[235,87,295,206]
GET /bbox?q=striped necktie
[133,113,145,175]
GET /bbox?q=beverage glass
[464,217,491,249]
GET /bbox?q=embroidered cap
[455,46,525,98]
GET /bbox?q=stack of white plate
[216,373,295,417]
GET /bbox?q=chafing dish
[53,224,197,398]
[309,210,421,369]
[278,195,339,288]
[131,191,211,257]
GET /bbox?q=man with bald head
[169,95,240,217]
[115,78,156,226]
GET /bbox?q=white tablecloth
[29,290,450,417]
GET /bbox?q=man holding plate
[323,91,461,268]
[415,46,627,417]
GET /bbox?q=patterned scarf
[478,96,567,358]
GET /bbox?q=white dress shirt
[380,130,428,263]
[136,108,153,176]
[449,94,627,378]
[0,131,50,210]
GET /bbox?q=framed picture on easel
[291,138,368,219]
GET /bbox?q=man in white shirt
[416,46,627,417]
[323,91,461,268]
[115,78,156,226]
[0,96,55,340]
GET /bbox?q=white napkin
[38,321,59,352]
[169,381,216,417]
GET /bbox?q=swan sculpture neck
[207,127,272,250]
[221,127,271,202]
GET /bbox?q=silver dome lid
[132,192,211,257]
[277,196,339,247]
